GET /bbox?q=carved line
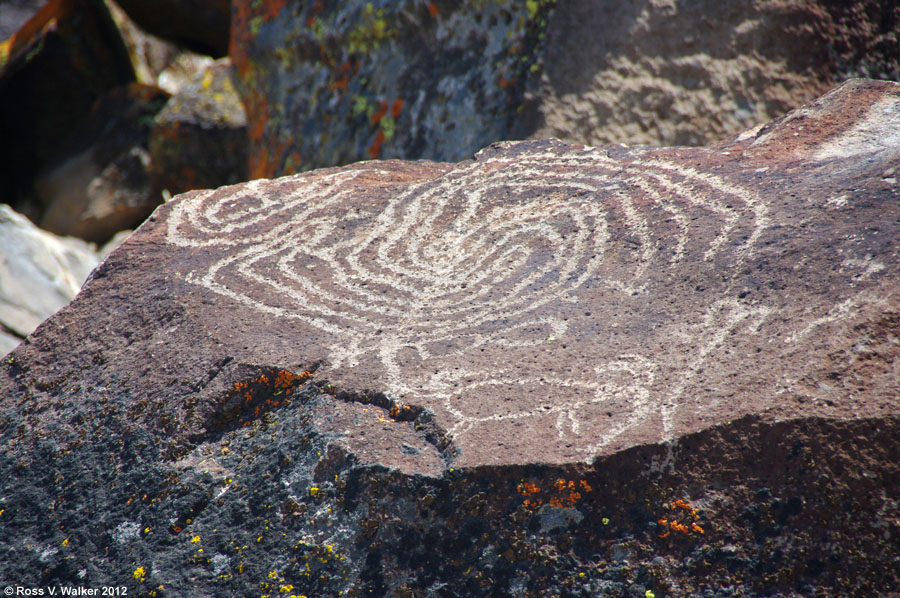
[166,148,770,455]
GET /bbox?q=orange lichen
[229,0,256,75]
[368,129,385,159]
[275,369,312,389]
[391,98,404,118]
[518,478,591,510]
[330,61,353,91]
[389,402,412,418]
[262,0,289,22]
[224,369,316,428]
[427,1,438,18]
[657,498,705,539]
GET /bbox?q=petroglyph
[167,143,777,458]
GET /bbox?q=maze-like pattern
[166,143,772,457]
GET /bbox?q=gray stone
[0,204,99,353]
[34,83,170,243]
[520,0,900,147]
[230,0,900,180]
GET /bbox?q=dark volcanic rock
[114,0,230,57]
[0,0,135,204]
[229,0,556,178]
[230,0,900,180]
[0,79,898,596]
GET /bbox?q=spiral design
[167,142,770,458]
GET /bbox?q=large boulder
[1,80,898,596]
[0,205,100,356]
[229,0,557,178]
[230,0,900,179]
[518,0,900,147]
[0,0,135,204]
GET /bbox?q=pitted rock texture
[0,80,898,596]
[519,0,900,148]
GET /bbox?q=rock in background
[0,80,897,596]
[0,0,244,349]
[113,0,230,57]
[34,83,170,243]
[0,0,44,40]
[231,0,900,180]
[0,204,101,355]
[0,0,136,205]
[149,58,249,198]
[103,0,215,95]
[230,0,557,178]
[518,0,900,147]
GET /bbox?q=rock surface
[0,205,100,356]
[519,0,900,147]
[1,80,898,596]
[231,0,900,180]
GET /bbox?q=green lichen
[352,95,369,117]
[380,115,396,140]
[346,4,396,54]
[249,15,264,36]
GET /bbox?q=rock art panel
[159,79,899,466]
[165,145,773,464]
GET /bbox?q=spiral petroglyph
[166,142,773,459]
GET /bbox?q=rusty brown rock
[0,79,898,595]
